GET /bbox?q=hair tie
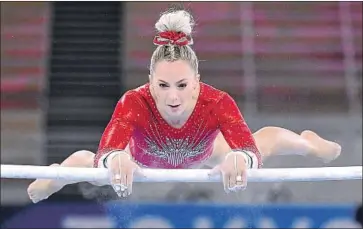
[153,31,191,46]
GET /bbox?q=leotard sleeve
[93,90,143,167]
[214,93,262,168]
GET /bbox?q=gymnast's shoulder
[114,83,154,108]
[198,82,233,105]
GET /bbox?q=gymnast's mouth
[168,105,180,108]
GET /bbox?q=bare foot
[27,164,65,203]
[301,130,341,163]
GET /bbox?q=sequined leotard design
[94,83,261,169]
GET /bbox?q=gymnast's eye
[178,83,187,89]
[159,83,168,88]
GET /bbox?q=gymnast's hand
[106,151,144,197]
[208,151,248,193]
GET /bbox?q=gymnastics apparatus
[1,164,361,184]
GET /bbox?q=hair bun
[154,10,194,46]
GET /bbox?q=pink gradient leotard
[94,83,261,169]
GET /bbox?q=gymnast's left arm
[93,91,142,168]
[215,93,262,169]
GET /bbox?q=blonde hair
[150,10,199,74]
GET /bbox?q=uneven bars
[1,164,361,183]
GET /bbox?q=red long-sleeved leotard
[94,83,262,169]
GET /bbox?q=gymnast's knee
[254,126,281,134]
[69,150,95,168]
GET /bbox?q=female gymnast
[27,9,341,203]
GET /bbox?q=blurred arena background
[1,1,362,228]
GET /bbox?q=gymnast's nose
[167,89,180,104]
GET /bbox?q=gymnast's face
[150,60,200,118]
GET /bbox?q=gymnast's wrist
[228,150,258,169]
[100,150,130,168]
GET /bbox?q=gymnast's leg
[208,126,341,167]
[27,150,96,203]
[252,126,341,162]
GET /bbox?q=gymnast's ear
[196,73,200,82]
[148,74,152,82]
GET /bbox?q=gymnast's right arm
[93,90,141,168]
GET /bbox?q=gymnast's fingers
[110,165,122,186]
[222,172,231,193]
[126,170,134,196]
[227,154,247,192]
[109,156,121,183]
[108,155,124,196]
[110,170,123,196]
[235,155,247,189]
[120,169,128,193]
[228,172,237,191]
[231,172,247,192]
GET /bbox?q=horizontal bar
[1,165,361,184]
